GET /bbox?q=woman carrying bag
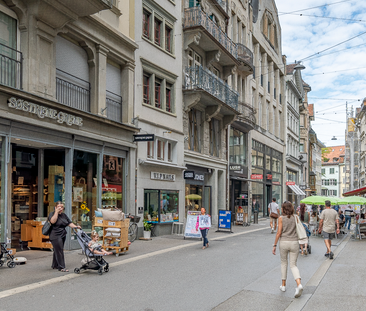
[272,201,304,298]
[48,201,81,272]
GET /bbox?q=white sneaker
[279,286,286,292]
[271,228,274,234]
[294,284,303,298]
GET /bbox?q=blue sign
[218,210,232,229]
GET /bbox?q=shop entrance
[265,185,272,217]
[10,140,65,249]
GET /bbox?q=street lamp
[331,136,337,140]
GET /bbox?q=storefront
[0,91,136,250]
[251,140,283,218]
[286,169,305,206]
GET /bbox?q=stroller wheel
[7,261,16,268]
[0,260,4,267]
[98,268,103,275]
[74,268,80,274]
[104,266,109,273]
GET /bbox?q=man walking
[318,200,340,259]
[344,205,353,230]
[268,198,279,234]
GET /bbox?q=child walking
[196,207,211,249]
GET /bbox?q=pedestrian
[318,200,340,259]
[309,211,319,235]
[344,205,353,230]
[298,203,310,255]
[196,207,210,249]
[272,201,303,298]
[268,198,280,233]
[48,201,81,272]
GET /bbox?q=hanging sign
[184,171,195,179]
[251,174,263,180]
[286,181,296,186]
[133,134,155,142]
[266,174,273,180]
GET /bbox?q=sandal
[59,269,69,272]
[202,246,206,249]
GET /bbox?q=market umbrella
[185,194,202,200]
[300,196,339,205]
[338,196,366,205]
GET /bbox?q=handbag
[295,215,307,240]
[42,220,52,236]
[269,203,278,219]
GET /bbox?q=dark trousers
[51,236,66,270]
[200,229,208,247]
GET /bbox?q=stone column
[121,61,135,124]
[96,44,109,117]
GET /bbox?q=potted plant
[143,220,152,239]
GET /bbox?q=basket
[128,215,141,224]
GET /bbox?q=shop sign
[8,97,83,126]
[272,181,280,185]
[286,181,296,186]
[230,165,243,174]
[184,171,195,179]
[133,134,155,142]
[266,174,273,180]
[299,185,306,190]
[194,174,205,181]
[151,172,175,181]
[251,174,263,180]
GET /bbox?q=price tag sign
[8,249,13,255]
[97,219,103,224]
[41,221,46,225]
[108,221,116,226]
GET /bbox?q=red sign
[286,182,295,186]
[251,174,263,180]
[272,181,280,185]
[266,174,273,180]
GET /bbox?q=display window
[252,182,263,215]
[185,184,203,216]
[102,155,124,210]
[0,137,5,243]
[71,150,97,232]
[144,189,179,223]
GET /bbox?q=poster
[199,215,211,228]
[218,210,232,229]
[184,211,202,239]
[73,187,83,202]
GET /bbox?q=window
[157,140,165,160]
[330,168,335,174]
[321,168,325,175]
[324,179,329,186]
[165,25,172,53]
[167,143,172,162]
[155,78,162,108]
[147,141,154,158]
[143,73,150,104]
[300,143,304,152]
[188,109,202,152]
[210,118,220,157]
[189,0,201,7]
[143,10,151,39]
[144,189,179,223]
[166,83,172,113]
[154,18,161,46]
[330,190,337,196]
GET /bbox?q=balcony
[106,90,122,123]
[0,43,22,90]
[184,7,237,66]
[237,43,254,73]
[56,69,90,112]
[184,65,239,114]
[236,102,256,130]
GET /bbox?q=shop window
[188,109,202,152]
[72,151,97,232]
[185,184,203,215]
[210,118,220,157]
[252,182,263,216]
[102,155,124,210]
[143,9,151,39]
[165,25,172,53]
[144,189,179,223]
[154,18,162,46]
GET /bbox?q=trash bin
[253,212,258,224]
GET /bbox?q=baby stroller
[0,243,16,268]
[73,229,109,275]
[299,223,312,254]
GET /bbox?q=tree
[321,147,331,162]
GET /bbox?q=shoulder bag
[295,215,307,240]
[42,220,52,236]
[269,203,279,219]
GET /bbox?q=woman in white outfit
[272,201,303,298]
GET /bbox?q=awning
[343,186,366,197]
[288,184,306,196]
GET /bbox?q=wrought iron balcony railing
[237,43,254,69]
[106,90,122,123]
[0,43,22,89]
[185,65,239,111]
[184,7,237,59]
[237,101,256,127]
[56,69,90,112]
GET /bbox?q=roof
[286,63,297,75]
[308,104,314,117]
[322,145,345,165]
[302,80,310,87]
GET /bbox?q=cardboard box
[7,248,16,256]
[94,217,104,226]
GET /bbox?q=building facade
[0,0,138,249]
[321,146,345,197]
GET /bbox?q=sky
[276,0,366,147]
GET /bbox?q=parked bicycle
[126,214,140,242]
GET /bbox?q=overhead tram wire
[306,66,366,76]
[309,97,360,101]
[315,116,346,123]
[278,13,366,23]
[305,43,366,61]
[278,0,353,16]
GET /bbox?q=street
[0,220,364,311]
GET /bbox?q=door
[266,185,272,217]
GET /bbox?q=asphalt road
[0,220,355,311]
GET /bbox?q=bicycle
[127,214,141,242]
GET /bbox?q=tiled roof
[308,104,314,117]
[286,63,297,75]
[322,145,345,165]
[302,80,310,87]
